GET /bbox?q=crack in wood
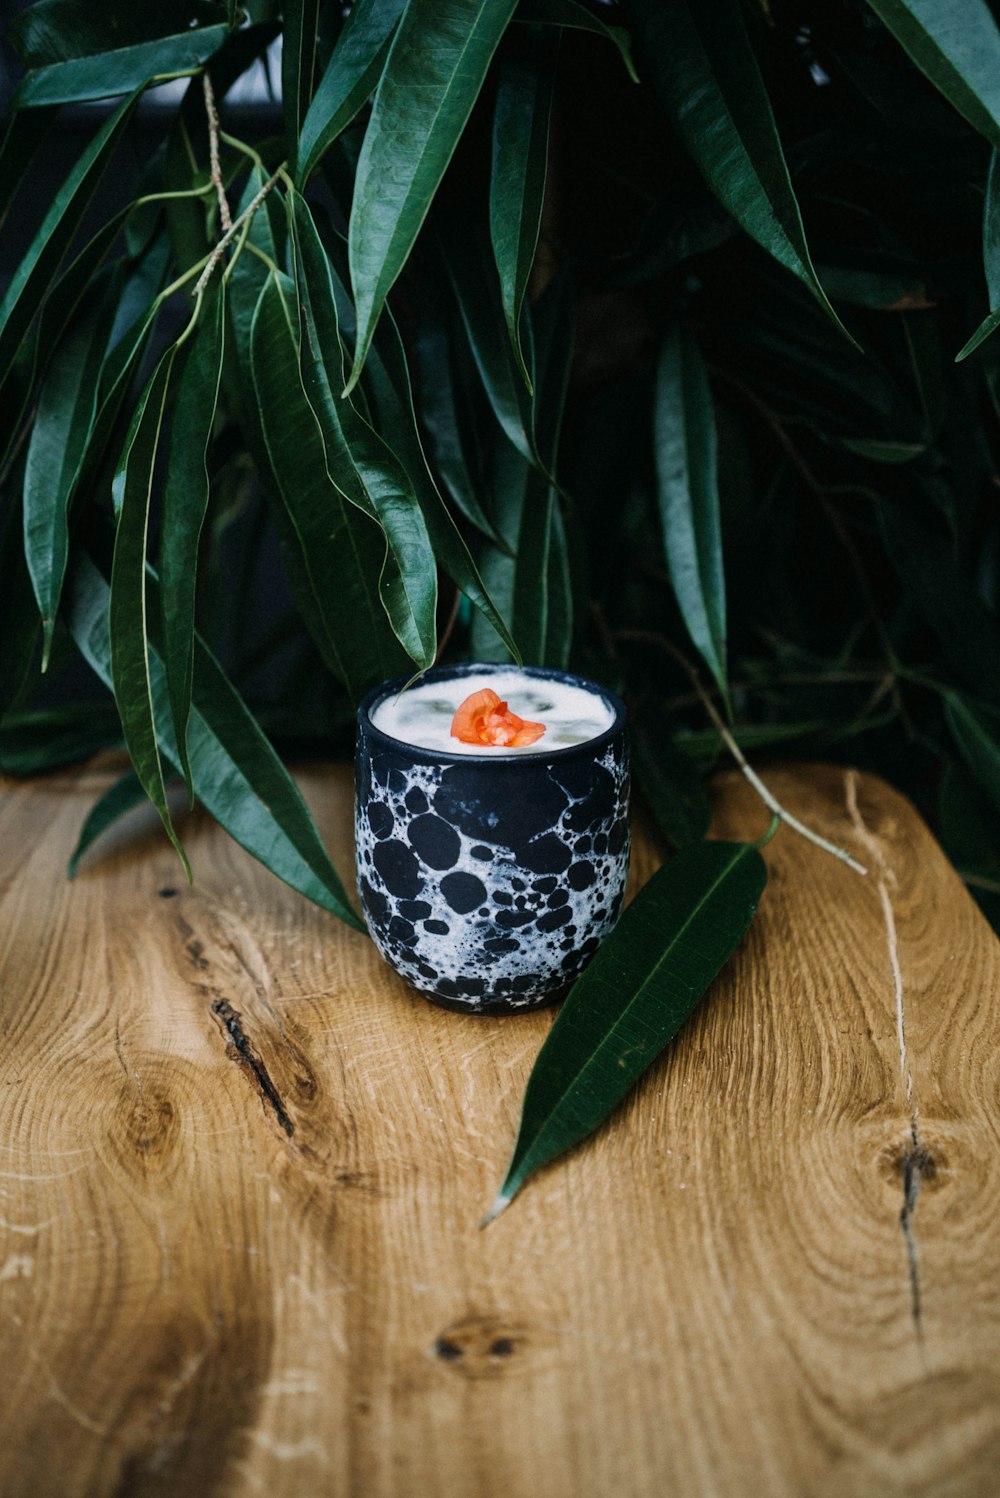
[210,999,295,1138]
[845,772,925,1341]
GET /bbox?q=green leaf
[109,345,190,878]
[0,90,139,390]
[346,0,520,394]
[411,313,508,547]
[289,192,438,671]
[297,0,405,184]
[944,691,1000,809]
[879,500,1000,705]
[626,0,853,342]
[8,1,223,65]
[282,0,321,173]
[342,258,521,659]
[957,149,1000,361]
[840,437,927,463]
[487,839,768,1219]
[515,0,638,82]
[0,491,40,723]
[865,0,1000,150]
[161,285,226,799]
[490,36,557,392]
[0,703,123,776]
[438,206,547,477]
[12,26,229,108]
[250,271,410,700]
[632,710,712,850]
[23,267,122,668]
[653,326,729,706]
[65,551,366,931]
[0,106,57,230]
[67,769,146,878]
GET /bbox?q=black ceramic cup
[355,663,630,1014]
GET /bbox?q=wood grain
[1,758,998,1497]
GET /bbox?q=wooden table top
[1,758,998,1497]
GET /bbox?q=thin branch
[625,630,869,876]
[202,72,232,232]
[192,163,284,298]
[434,587,462,666]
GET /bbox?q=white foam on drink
[370,670,615,755]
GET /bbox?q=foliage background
[3,0,1000,933]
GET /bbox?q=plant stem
[624,630,869,876]
[192,163,285,297]
[203,72,233,232]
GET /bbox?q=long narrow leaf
[65,551,365,930]
[866,0,1000,150]
[487,839,768,1218]
[250,271,409,700]
[654,326,729,705]
[0,90,139,389]
[161,285,226,797]
[516,0,638,81]
[67,769,146,878]
[12,26,229,108]
[957,150,1000,361]
[289,193,438,670]
[346,0,519,393]
[23,267,122,666]
[282,0,321,173]
[109,347,189,877]
[0,489,40,722]
[297,0,405,184]
[490,37,557,392]
[627,0,852,341]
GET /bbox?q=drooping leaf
[67,768,147,877]
[282,0,321,173]
[515,0,638,82]
[865,0,1000,150]
[8,1,222,66]
[0,106,57,229]
[486,839,768,1218]
[12,26,229,109]
[0,90,139,390]
[250,270,409,700]
[23,267,122,667]
[289,192,438,671]
[490,35,557,391]
[65,551,366,930]
[346,0,520,393]
[297,0,406,184]
[161,284,226,798]
[307,212,520,659]
[654,325,729,707]
[626,0,853,341]
[957,149,1000,361]
[511,277,575,667]
[944,691,1000,810]
[411,312,508,547]
[880,500,1000,705]
[0,702,123,775]
[109,346,189,877]
[0,489,40,723]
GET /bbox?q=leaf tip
[479,1191,512,1228]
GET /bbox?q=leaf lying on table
[484,838,768,1222]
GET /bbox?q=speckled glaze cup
[355,663,630,1014]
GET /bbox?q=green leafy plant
[4,0,1000,1211]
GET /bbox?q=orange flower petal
[451,688,502,744]
[450,688,547,748]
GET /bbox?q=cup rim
[357,662,627,766]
